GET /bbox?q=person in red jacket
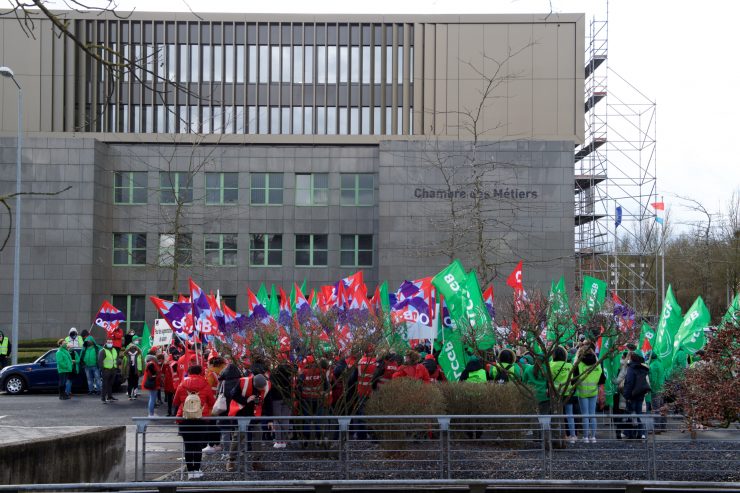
[158,353,176,416]
[353,352,379,440]
[111,326,124,350]
[422,354,446,381]
[226,374,270,473]
[374,352,400,389]
[392,350,431,383]
[173,365,216,480]
[141,355,161,417]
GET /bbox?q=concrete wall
[0,426,126,484]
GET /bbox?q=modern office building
[0,12,583,339]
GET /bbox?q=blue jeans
[148,390,157,416]
[578,395,598,438]
[564,402,576,437]
[626,397,645,438]
[84,366,101,392]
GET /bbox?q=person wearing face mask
[98,338,119,403]
[65,327,83,349]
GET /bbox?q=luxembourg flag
[651,201,665,225]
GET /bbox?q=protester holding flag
[647,352,666,433]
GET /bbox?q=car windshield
[37,350,57,364]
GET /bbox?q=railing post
[538,416,551,479]
[338,418,351,480]
[134,419,148,482]
[437,417,450,479]
[238,417,250,478]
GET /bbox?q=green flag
[257,284,269,309]
[653,285,683,371]
[547,277,575,343]
[578,276,608,324]
[289,284,297,313]
[379,281,390,314]
[721,292,740,328]
[639,321,656,353]
[140,322,152,355]
[267,284,280,319]
[437,327,467,381]
[599,334,619,407]
[672,296,710,362]
[465,270,496,350]
[300,279,307,299]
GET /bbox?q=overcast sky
[47,0,740,229]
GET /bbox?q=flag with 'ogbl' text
[653,285,682,372]
[94,301,126,337]
[672,296,710,362]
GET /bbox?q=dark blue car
[0,348,122,395]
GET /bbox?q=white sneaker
[567,435,577,443]
[194,471,204,479]
[591,437,597,443]
[273,442,281,449]
[202,445,216,454]
[278,441,287,449]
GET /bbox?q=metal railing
[132,413,740,483]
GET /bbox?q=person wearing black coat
[622,352,650,439]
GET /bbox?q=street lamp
[0,66,22,366]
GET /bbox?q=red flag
[507,261,524,291]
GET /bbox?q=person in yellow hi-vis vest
[98,339,119,403]
[0,331,10,369]
[573,350,605,443]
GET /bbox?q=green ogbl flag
[721,292,740,328]
[578,276,608,324]
[257,283,269,309]
[672,296,710,363]
[639,321,656,353]
[547,277,575,343]
[653,285,683,371]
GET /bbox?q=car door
[34,350,59,388]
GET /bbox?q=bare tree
[0,187,72,251]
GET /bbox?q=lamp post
[0,66,22,366]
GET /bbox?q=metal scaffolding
[575,10,660,319]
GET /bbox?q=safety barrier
[131,414,740,483]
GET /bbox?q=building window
[205,172,238,205]
[111,295,146,333]
[340,174,374,206]
[220,295,237,311]
[295,173,328,206]
[158,233,192,266]
[295,234,328,267]
[251,173,283,205]
[250,233,282,266]
[112,233,147,266]
[205,233,238,266]
[160,172,193,204]
[114,171,148,204]
[341,234,373,267]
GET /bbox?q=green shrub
[365,379,446,451]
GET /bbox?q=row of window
[115,171,374,206]
[105,104,409,135]
[119,44,412,85]
[113,233,374,268]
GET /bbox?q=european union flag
[615,206,623,228]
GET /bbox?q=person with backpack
[573,350,604,442]
[173,364,216,480]
[81,334,102,394]
[490,348,522,383]
[622,351,651,439]
[142,354,161,417]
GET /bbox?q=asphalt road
[0,388,155,427]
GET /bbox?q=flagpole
[660,194,665,309]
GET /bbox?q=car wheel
[4,375,26,395]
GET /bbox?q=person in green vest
[81,334,102,394]
[550,346,576,441]
[489,348,523,383]
[98,338,119,403]
[56,339,77,400]
[573,350,604,443]
[647,352,666,434]
[122,339,144,400]
[0,330,10,369]
[459,356,489,383]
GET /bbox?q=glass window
[114,171,148,204]
[168,44,177,82]
[304,106,313,134]
[326,107,336,135]
[374,46,381,84]
[205,233,238,266]
[317,46,326,83]
[293,46,303,84]
[236,45,244,83]
[361,107,370,135]
[340,234,373,267]
[270,107,280,134]
[259,45,268,83]
[225,45,234,82]
[295,234,328,267]
[373,107,381,134]
[158,233,192,266]
[179,44,188,82]
[111,295,146,333]
[133,105,141,133]
[271,46,280,82]
[327,46,337,83]
[410,46,414,83]
[113,233,147,266]
[293,106,303,134]
[340,173,374,206]
[305,46,313,83]
[202,45,211,82]
[398,45,403,84]
[250,233,282,266]
[202,106,211,133]
[190,106,199,133]
[295,173,328,206]
[214,45,223,82]
[350,107,359,135]
[281,107,290,134]
[386,46,392,84]
[250,172,283,205]
[159,172,193,204]
[221,295,237,312]
[205,172,238,205]
[339,108,348,135]
[258,106,268,134]
[351,46,360,83]
[282,46,291,82]
[385,107,392,135]
[248,45,257,83]
[190,45,199,82]
[339,46,348,83]
[316,107,326,135]
[362,46,370,84]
